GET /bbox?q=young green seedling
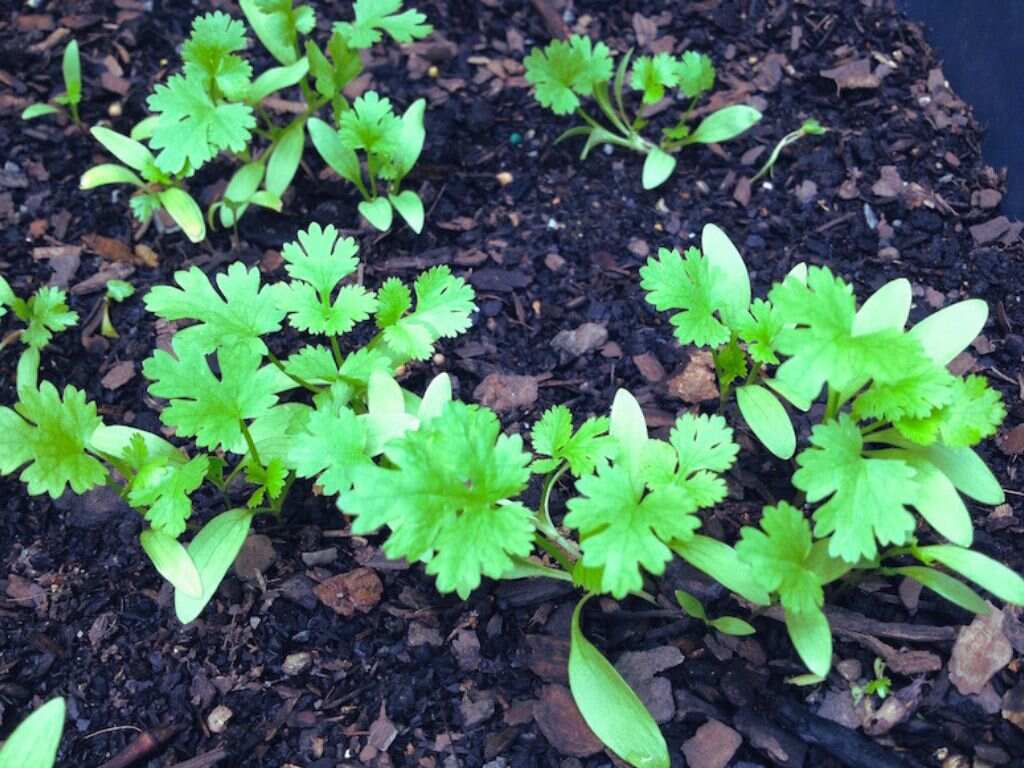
[308,92,427,232]
[99,279,136,339]
[674,589,756,636]
[22,40,82,126]
[81,126,210,242]
[81,3,432,239]
[851,658,892,703]
[0,222,474,625]
[4,219,1024,768]
[0,276,77,354]
[751,118,827,183]
[0,697,65,768]
[643,223,1023,676]
[524,36,762,189]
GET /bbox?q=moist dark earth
[2,0,1023,766]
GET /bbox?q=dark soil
[1,1,1022,767]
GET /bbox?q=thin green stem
[712,349,731,410]
[240,420,264,469]
[536,463,581,560]
[267,349,320,393]
[223,458,247,489]
[824,386,840,421]
[534,533,574,573]
[744,360,763,386]
[330,336,343,367]
[860,420,887,437]
[270,472,297,518]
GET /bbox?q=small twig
[529,0,570,40]
[97,724,181,768]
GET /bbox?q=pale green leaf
[174,508,253,623]
[569,596,669,768]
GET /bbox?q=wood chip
[999,424,1024,456]
[551,322,608,359]
[949,608,1012,695]
[100,361,136,390]
[682,720,743,768]
[667,350,719,403]
[632,353,665,383]
[232,534,277,582]
[533,685,603,757]
[820,58,891,90]
[970,216,1012,245]
[82,233,134,262]
[313,567,383,617]
[473,373,539,413]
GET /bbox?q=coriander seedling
[308,92,427,232]
[22,39,82,126]
[751,118,827,183]
[82,3,433,239]
[852,658,892,703]
[643,222,1022,676]
[99,279,136,339]
[675,589,756,636]
[0,276,77,354]
[524,36,761,189]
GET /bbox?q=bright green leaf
[145,261,285,355]
[389,190,424,233]
[524,35,613,115]
[342,402,533,598]
[174,508,253,623]
[140,529,203,598]
[568,596,669,768]
[737,502,823,614]
[335,0,432,48]
[530,405,612,476]
[0,697,65,768]
[641,147,676,190]
[686,105,761,144]
[147,73,255,173]
[909,299,988,366]
[143,340,289,452]
[784,606,832,677]
[736,384,796,459]
[0,382,106,498]
[794,414,917,562]
[158,188,207,243]
[359,197,394,231]
[916,545,1024,606]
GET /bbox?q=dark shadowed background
[896,0,1024,217]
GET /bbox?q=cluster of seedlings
[4,3,1020,766]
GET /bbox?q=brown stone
[949,609,1012,695]
[667,350,719,403]
[313,567,383,617]
[682,720,743,768]
[533,685,603,758]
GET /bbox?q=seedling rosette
[524,35,762,189]
[80,2,433,239]
[22,39,82,126]
[2,218,1022,767]
[643,223,1023,675]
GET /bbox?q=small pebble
[283,652,312,676]
[496,171,513,186]
[207,705,233,734]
